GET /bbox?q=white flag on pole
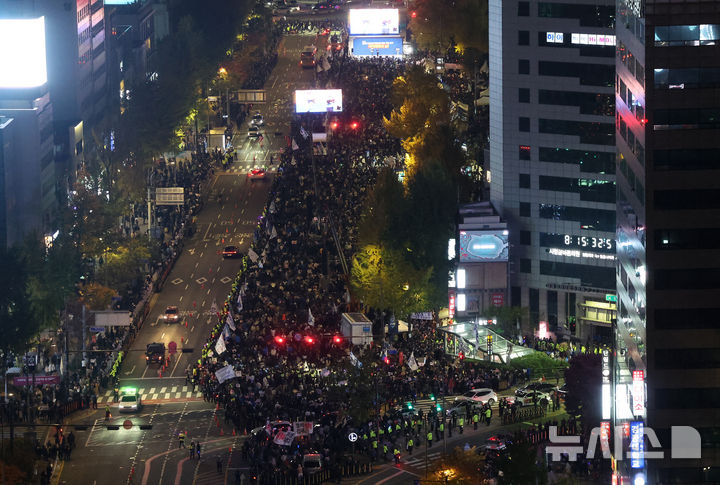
[222,323,231,339]
[349,351,362,368]
[300,126,309,139]
[215,334,227,355]
[291,139,299,151]
[270,226,277,239]
[308,308,315,326]
[248,248,259,262]
[226,312,236,331]
[407,352,418,371]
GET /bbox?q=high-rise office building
[489,0,617,340]
[4,0,109,188]
[0,16,57,247]
[614,1,720,483]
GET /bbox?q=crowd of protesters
[183,51,554,482]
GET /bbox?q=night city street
[1,0,719,485]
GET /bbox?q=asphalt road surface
[55,33,322,485]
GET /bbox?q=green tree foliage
[68,173,123,258]
[410,0,488,54]
[118,0,250,160]
[0,247,35,355]
[356,168,405,247]
[431,446,487,483]
[79,283,119,311]
[350,245,433,319]
[401,163,457,306]
[497,435,548,485]
[509,352,568,379]
[21,233,82,331]
[481,305,527,337]
[564,354,601,431]
[96,239,155,292]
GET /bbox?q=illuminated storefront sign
[602,349,611,419]
[549,248,616,260]
[544,32,616,46]
[448,292,455,320]
[633,370,645,416]
[630,421,645,468]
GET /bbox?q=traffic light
[274,336,285,345]
[436,403,442,412]
[459,351,465,360]
[333,335,342,344]
[330,121,339,130]
[406,401,414,410]
[350,121,359,130]
[304,335,315,344]
[430,394,436,401]
[411,10,417,18]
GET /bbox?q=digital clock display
[539,233,615,253]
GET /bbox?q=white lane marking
[185,284,189,290]
[161,332,165,340]
[85,418,99,447]
[170,353,183,376]
[179,296,183,302]
[206,289,211,295]
[195,262,199,268]
[190,326,195,333]
[149,388,156,394]
[203,223,212,240]
[171,386,177,392]
[160,387,167,393]
[201,300,206,307]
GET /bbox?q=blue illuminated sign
[630,421,644,469]
[351,36,403,57]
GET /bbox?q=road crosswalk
[97,386,203,404]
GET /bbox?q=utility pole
[81,305,87,371]
[147,169,154,240]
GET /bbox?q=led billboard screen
[348,9,399,36]
[459,230,509,262]
[0,17,47,88]
[350,36,403,57]
[294,89,343,113]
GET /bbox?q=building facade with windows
[614,1,720,483]
[488,0,617,341]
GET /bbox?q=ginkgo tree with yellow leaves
[350,244,433,318]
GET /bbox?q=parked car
[303,453,323,474]
[514,390,551,407]
[454,388,498,406]
[515,382,557,397]
[248,125,261,138]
